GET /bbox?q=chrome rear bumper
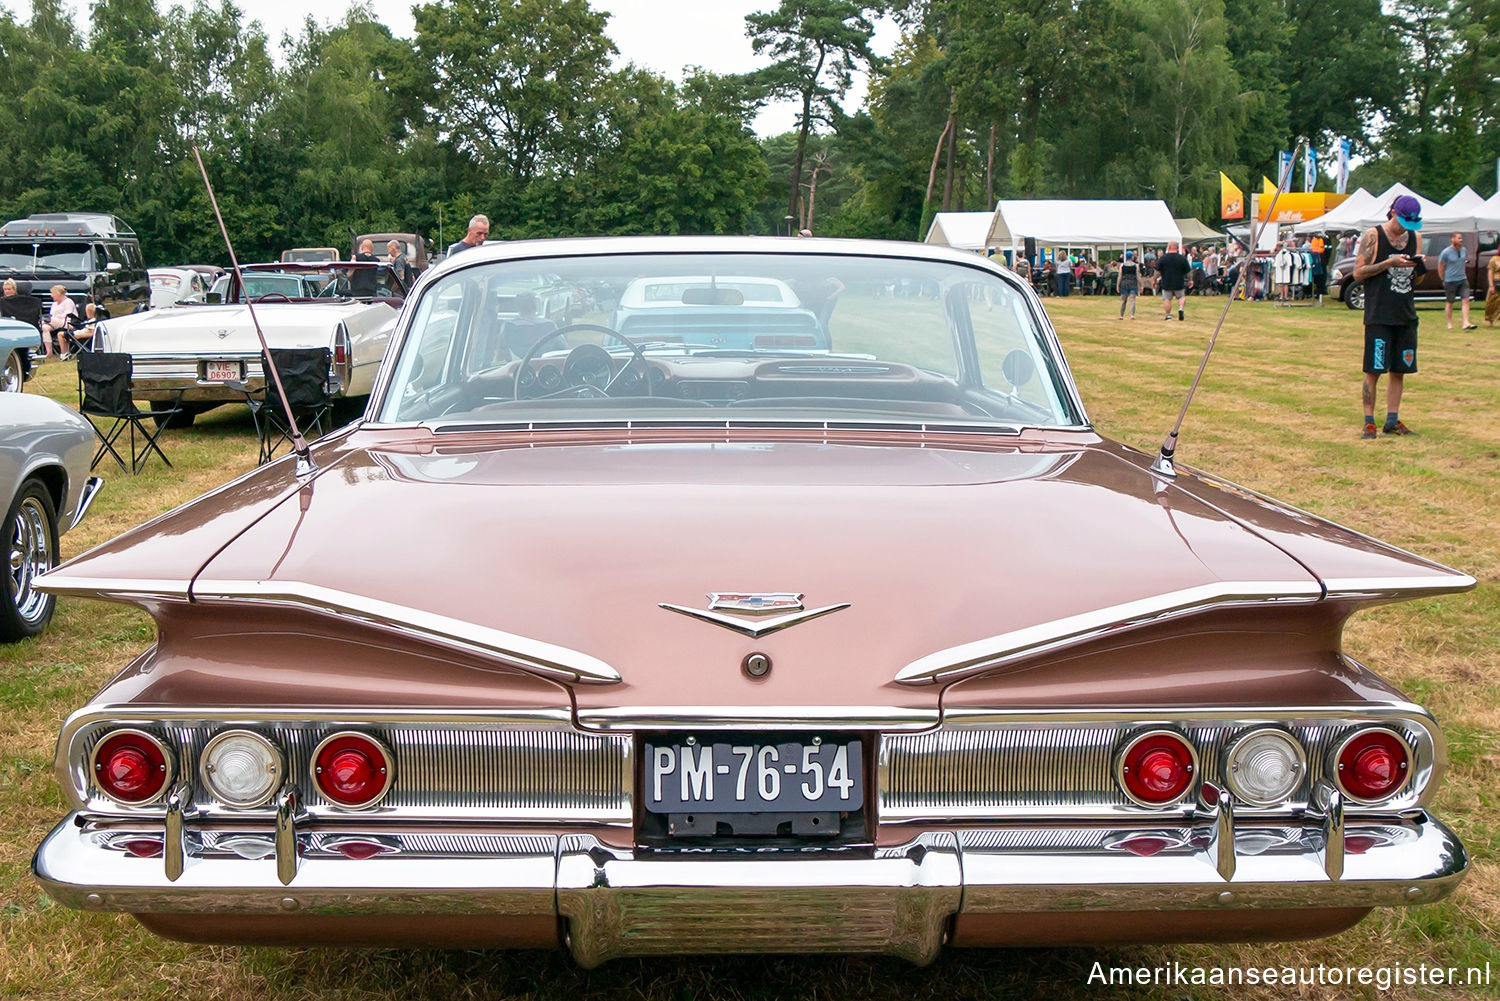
[34,802,1466,965]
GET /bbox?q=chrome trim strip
[191,580,619,685]
[575,705,939,732]
[658,601,850,638]
[275,788,298,886]
[67,476,103,533]
[36,575,193,600]
[895,581,1323,685]
[1310,780,1344,880]
[1322,575,1476,598]
[164,783,189,881]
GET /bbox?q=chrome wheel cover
[8,494,54,623]
[1,351,21,393]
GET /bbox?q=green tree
[413,0,615,186]
[745,0,885,224]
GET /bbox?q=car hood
[107,302,389,353]
[40,428,1472,714]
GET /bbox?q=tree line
[0,0,1494,266]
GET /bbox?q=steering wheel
[251,292,291,303]
[512,323,654,401]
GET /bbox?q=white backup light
[1225,729,1305,807]
[200,730,283,808]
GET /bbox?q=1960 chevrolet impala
[32,238,1471,964]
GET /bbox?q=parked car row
[14,237,1474,966]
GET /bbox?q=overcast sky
[4,0,901,136]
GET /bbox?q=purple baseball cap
[1390,194,1423,230]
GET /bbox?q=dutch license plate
[644,737,863,813]
[204,361,241,382]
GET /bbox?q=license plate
[644,737,862,813]
[204,361,241,382]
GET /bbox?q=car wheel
[2,480,59,642]
[1344,282,1364,310]
[2,350,23,393]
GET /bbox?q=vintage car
[1,393,101,641]
[148,267,208,309]
[2,316,38,392]
[32,238,1471,963]
[280,247,340,263]
[95,262,405,425]
[609,274,828,350]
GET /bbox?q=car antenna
[192,146,317,479]
[1150,139,1306,480]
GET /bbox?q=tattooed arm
[1351,227,1384,281]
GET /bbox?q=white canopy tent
[1422,185,1490,231]
[984,199,1181,252]
[1478,191,1500,231]
[923,211,997,251]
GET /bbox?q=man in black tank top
[1353,194,1427,438]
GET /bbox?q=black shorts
[1364,323,1418,375]
[1444,280,1470,302]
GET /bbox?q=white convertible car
[97,262,406,426]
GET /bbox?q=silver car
[1,393,101,641]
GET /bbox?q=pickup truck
[1330,229,1499,309]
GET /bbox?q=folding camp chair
[233,347,335,465]
[76,352,183,474]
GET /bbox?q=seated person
[63,302,103,354]
[1,279,43,332]
[500,294,558,360]
[40,285,78,359]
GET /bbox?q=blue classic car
[2,316,38,393]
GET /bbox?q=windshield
[377,252,1079,429]
[0,241,92,273]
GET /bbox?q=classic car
[280,247,340,263]
[609,274,828,350]
[32,238,1472,964]
[2,315,38,392]
[94,262,405,426]
[1,392,101,641]
[148,267,207,309]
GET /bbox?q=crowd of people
[1,279,98,360]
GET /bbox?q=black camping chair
[1,280,43,332]
[233,347,335,465]
[77,352,183,474]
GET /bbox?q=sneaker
[1362,422,1378,439]
[1383,421,1415,436]
[1163,315,1172,321]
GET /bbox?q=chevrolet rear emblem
[661,593,850,639]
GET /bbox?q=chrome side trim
[575,705,939,732]
[190,580,619,685]
[1322,575,1476,599]
[35,574,192,600]
[67,476,103,533]
[895,580,1323,685]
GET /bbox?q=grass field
[1,294,1497,1000]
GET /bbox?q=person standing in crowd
[1354,194,1427,438]
[1310,235,1328,304]
[1203,246,1220,293]
[447,215,490,257]
[1055,251,1073,296]
[1272,241,1295,305]
[1117,250,1140,319]
[386,240,409,285]
[1488,248,1500,326]
[1157,241,1189,320]
[1438,232,1477,330]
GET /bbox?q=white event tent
[1478,190,1500,231]
[983,199,1181,253]
[923,211,996,251]
[1422,185,1489,231]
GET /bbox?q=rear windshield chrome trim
[576,706,940,731]
[896,580,1324,686]
[420,418,1054,436]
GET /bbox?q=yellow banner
[1255,191,1350,223]
[1220,173,1244,219]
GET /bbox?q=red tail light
[1118,731,1197,806]
[312,732,393,808]
[92,730,172,804]
[1335,728,1410,803]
